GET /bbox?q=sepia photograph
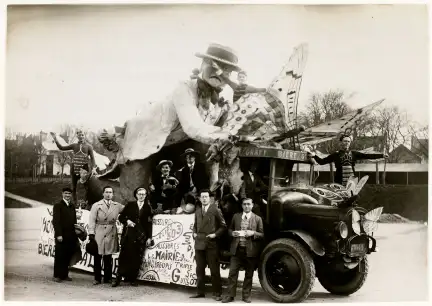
[4,3,429,303]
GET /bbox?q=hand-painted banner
[38,207,197,286]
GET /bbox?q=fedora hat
[180,148,200,158]
[156,160,173,171]
[195,43,242,72]
[74,224,88,241]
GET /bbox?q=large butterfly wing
[298,99,385,146]
[267,43,309,131]
[221,44,309,138]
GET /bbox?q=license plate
[351,243,366,253]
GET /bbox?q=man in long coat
[191,189,227,301]
[88,186,124,285]
[52,187,79,282]
[114,187,153,287]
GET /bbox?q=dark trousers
[93,254,113,282]
[53,240,75,279]
[227,246,257,298]
[71,172,80,205]
[195,248,222,296]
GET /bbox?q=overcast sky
[5,4,429,134]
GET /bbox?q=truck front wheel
[317,257,369,295]
[258,238,315,303]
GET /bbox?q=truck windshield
[273,159,311,188]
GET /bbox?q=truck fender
[284,230,325,256]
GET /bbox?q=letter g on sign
[172,268,180,283]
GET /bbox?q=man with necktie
[191,189,226,300]
[52,187,79,282]
[222,198,264,303]
[88,186,124,285]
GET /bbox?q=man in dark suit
[239,161,267,216]
[52,187,79,282]
[190,189,227,301]
[177,148,209,204]
[222,198,264,303]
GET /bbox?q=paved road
[4,206,429,303]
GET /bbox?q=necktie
[243,215,247,221]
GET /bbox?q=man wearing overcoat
[88,186,124,285]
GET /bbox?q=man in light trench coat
[88,186,125,285]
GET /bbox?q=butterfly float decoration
[310,175,370,207]
[218,43,385,152]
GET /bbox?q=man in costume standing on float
[308,135,388,186]
[51,130,97,204]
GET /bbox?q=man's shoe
[242,297,252,303]
[189,294,205,298]
[52,277,62,283]
[65,277,72,281]
[213,295,222,301]
[93,280,101,285]
[222,297,234,303]
[112,280,120,287]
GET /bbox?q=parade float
[38,43,385,303]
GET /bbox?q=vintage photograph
[4,3,429,303]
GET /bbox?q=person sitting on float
[149,160,179,214]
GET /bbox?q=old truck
[214,144,382,303]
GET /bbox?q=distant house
[354,135,385,152]
[411,136,428,164]
[389,144,422,164]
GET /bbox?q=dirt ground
[4,204,430,303]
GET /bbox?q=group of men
[149,148,209,213]
[191,189,264,303]
[52,184,264,303]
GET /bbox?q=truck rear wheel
[258,238,315,303]
[317,257,368,295]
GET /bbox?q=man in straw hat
[52,187,79,282]
[99,43,242,176]
[149,159,179,212]
[177,148,209,206]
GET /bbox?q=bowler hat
[195,43,242,72]
[180,148,200,158]
[156,160,173,171]
[74,224,88,241]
